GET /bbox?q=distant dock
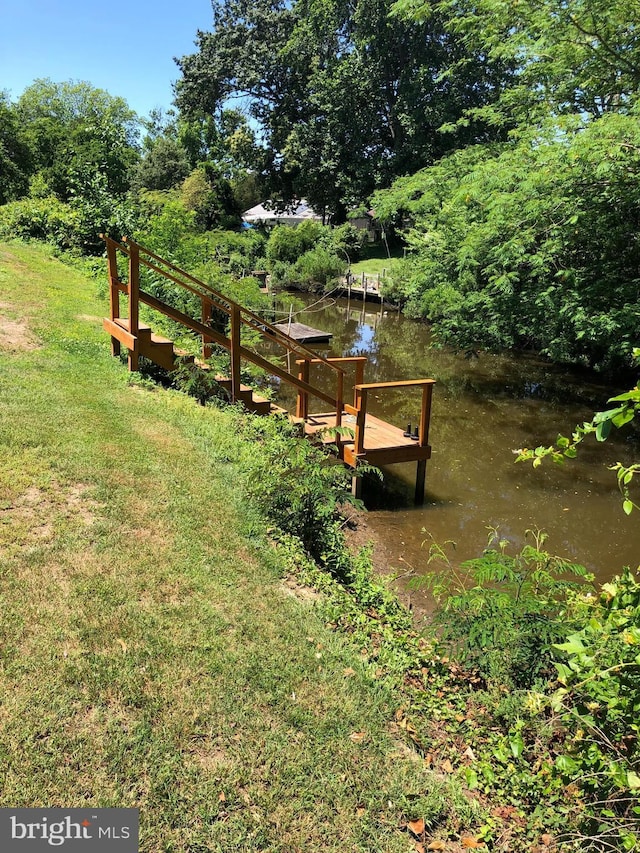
[273,322,333,344]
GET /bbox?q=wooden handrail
[102,234,344,414]
[349,378,435,451]
[294,356,368,426]
[296,357,368,365]
[354,379,436,390]
[122,236,344,375]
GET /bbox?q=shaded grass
[0,242,471,851]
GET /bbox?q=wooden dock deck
[304,411,431,466]
[273,322,332,343]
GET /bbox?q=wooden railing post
[419,382,433,446]
[354,359,365,402]
[201,297,213,359]
[415,382,434,505]
[353,388,367,456]
[296,359,310,420]
[335,370,344,430]
[106,239,121,356]
[128,241,140,371]
[230,304,241,402]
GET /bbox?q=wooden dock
[273,322,332,343]
[101,236,435,504]
[304,411,431,465]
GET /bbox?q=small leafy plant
[551,568,640,851]
[171,359,230,406]
[419,528,593,690]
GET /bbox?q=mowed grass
[348,244,404,277]
[0,242,450,852]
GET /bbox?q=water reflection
[270,293,640,582]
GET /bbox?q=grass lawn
[348,243,404,277]
[0,242,458,851]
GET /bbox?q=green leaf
[555,754,578,774]
[623,500,634,516]
[627,771,640,790]
[509,731,525,759]
[554,663,572,685]
[463,767,479,789]
[554,633,586,654]
[611,408,636,428]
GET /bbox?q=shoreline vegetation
[1,240,639,851]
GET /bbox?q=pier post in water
[414,460,427,505]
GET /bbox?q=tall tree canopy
[175,0,510,215]
[15,79,141,200]
[0,92,32,204]
[372,0,640,373]
[395,0,640,125]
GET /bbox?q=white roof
[242,199,322,223]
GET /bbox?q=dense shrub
[0,189,138,254]
[265,221,358,290]
[265,220,326,265]
[551,568,640,849]
[208,228,267,275]
[424,529,592,690]
[0,197,80,247]
[373,110,640,373]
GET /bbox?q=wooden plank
[114,317,151,341]
[419,383,433,447]
[103,318,136,350]
[128,242,140,371]
[231,305,241,402]
[415,459,427,505]
[296,357,368,365]
[355,379,436,390]
[353,445,431,465]
[304,411,431,466]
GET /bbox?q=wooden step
[140,333,176,371]
[213,376,272,415]
[214,377,254,404]
[245,393,271,416]
[113,317,152,342]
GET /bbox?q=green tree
[16,79,140,200]
[131,136,190,192]
[180,164,239,229]
[175,0,509,214]
[376,110,640,371]
[0,93,32,203]
[395,0,640,126]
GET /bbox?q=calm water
[269,293,640,583]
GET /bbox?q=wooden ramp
[273,322,332,343]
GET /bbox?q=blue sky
[0,0,213,118]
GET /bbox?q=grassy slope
[0,242,442,852]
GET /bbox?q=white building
[242,199,323,227]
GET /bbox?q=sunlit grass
[0,241,463,852]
